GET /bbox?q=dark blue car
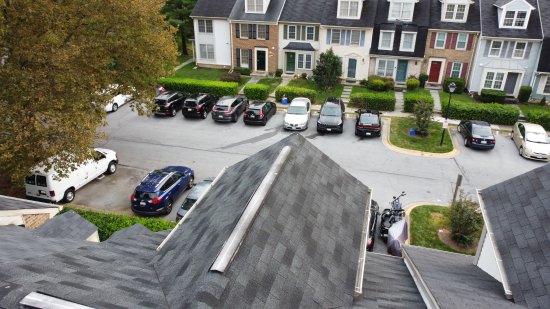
[131,166,194,215]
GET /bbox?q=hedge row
[441,101,519,125]
[349,91,396,111]
[443,78,466,93]
[244,84,270,100]
[480,89,506,103]
[524,109,550,130]
[404,91,434,113]
[159,78,239,97]
[274,86,316,103]
[59,207,176,241]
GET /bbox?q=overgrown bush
[160,78,239,97]
[359,79,368,86]
[419,73,429,88]
[524,109,550,130]
[219,72,241,83]
[275,69,283,77]
[480,89,506,103]
[367,75,395,91]
[518,86,532,103]
[441,100,519,125]
[275,86,316,103]
[447,191,483,246]
[404,91,434,113]
[233,67,251,75]
[312,48,342,90]
[243,84,270,100]
[406,78,420,90]
[369,79,387,91]
[349,91,396,111]
[443,78,466,93]
[414,99,433,136]
[301,73,308,79]
[59,207,176,241]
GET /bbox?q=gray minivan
[175,177,214,221]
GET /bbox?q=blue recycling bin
[409,128,416,136]
[281,97,288,105]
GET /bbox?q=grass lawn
[519,103,550,115]
[257,78,282,94]
[410,205,478,255]
[239,76,252,86]
[390,117,453,153]
[405,88,431,95]
[439,92,476,104]
[173,62,228,80]
[351,86,373,95]
[287,79,344,104]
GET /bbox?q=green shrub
[219,72,241,83]
[244,84,270,100]
[406,78,420,90]
[524,109,550,130]
[359,79,368,86]
[366,75,394,91]
[233,67,251,75]
[518,86,532,103]
[59,207,176,241]
[541,96,547,106]
[414,99,433,136]
[480,89,506,103]
[419,73,429,88]
[447,190,483,246]
[160,78,239,97]
[349,91,396,111]
[369,79,387,91]
[275,69,283,77]
[404,91,434,113]
[441,100,519,125]
[384,78,395,91]
[443,78,466,93]
[301,73,308,79]
[275,86,316,103]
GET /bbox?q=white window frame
[376,59,396,78]
[435,32,446,49]
[388,1,414,22]
[501,10,528,29]
[198,20,213,33]
[246,0,264,13]
[338,0,361,19]
[379,31,395,50]
[483,71,506,90]
[455,33,467,50]
[544,77,550,94]
[331,29,341,44]
[442,3,468,22]
[240,24,249,39]
[450,62,463,78]
[199,44,215,60]
[489,40,503,57]
[306,26,315,41]
[257,24,267,40]
[297,53,313,70]
[399,31,416,52]
[350,30,361,46]
[512,41,527,59]
[240,49,250,68]
[288,25,297,40]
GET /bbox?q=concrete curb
[381,117,460,159]
[404,202,448,245]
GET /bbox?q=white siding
[194,19,232,67]
[476,232,503,282]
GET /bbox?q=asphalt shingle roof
[33,210,98,241]
[479,0,542,39]
[480,163,550,308]
[321,0,378,28]
[0,195,59,211]
[283,42,316,51]
[429,0,481,31]
[190,0,238,18]
[229,0,286,22]
[536,0,550,72]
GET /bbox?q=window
[444,4,467,21]
[450,62,462,78]
[25,175,36,185]
[297,54,312,69]
[240,24,249,38]
[331,29,341,44]
[512,42,527,58]
[455,33,467,50]
[435,32,446,49]
[339,0,360,18]
[377,59,396,77]
[503,11,528,28]
[199,44,215,60]
[305,54,312,69]
[400,32,416,52]
[379,31,394,50]
[288,25,296,40]
[350,30,361,46]
[36,175,47,187]
[389,1,414,21]
[246,0,264,13]
[198,20,213,33]
[257,25,267,39]
[306,26,315,41]
[489,41,502,57]
[241,49,249,68]
[544,78,550,94]
[483,72,505,90]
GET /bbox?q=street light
[440,82,456,146]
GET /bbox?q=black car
[367,200,379,252]
[317,97,345,133]
[182,93,217,119]
[154,91,187,117]
[243,101,277,126]
[458,120,496,149]
[355,110,382,137]
[211,96,248,122]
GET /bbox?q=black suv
[154,91,188,117]
[182,93,217,119]
[243,101,277,126]
[317,97,345,133]
[211,96,249,122]
[355,110,382,137]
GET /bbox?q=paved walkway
[269,77,291,98]
[174,58,194,71]
[238,76,260,95]
[430,90,442,113]
[395,91,404,113]
[341,85,353,104]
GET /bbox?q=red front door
[428,61,442,83]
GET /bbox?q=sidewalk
[174,58,194,71]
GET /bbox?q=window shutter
[504,42,512,58]
[296,26,301,40]
[445,62,452,77]
[461,62,469,79]
[430,32,436,48]
[265,25,269,40]
[252,25,257,39]
[301,26,306,41]
[326,30,332,44]
[360,31,366,47]
[248,24,253,39]
[340,30,345,46]
[483,40,490,57]
[236,48,241,67]
[524,42,532,59]
[466,34,474,50]
[315,27,319,41]
[236,24,240,38]
[346,30,351,45]
[445,33,452,49]
[284,25,288,39]
[248,49,253,68]
[450,33,457,49]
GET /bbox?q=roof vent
[210,146,292,273]
[20,292,94,309]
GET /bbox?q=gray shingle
[190,0,238,18]
[480,0,542,39]
[429,0,480,31]
[229,0,286,22]
[0,195,59,211]
[33,210,97,241]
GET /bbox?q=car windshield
[136,191,157,200]
[154,99,166,104]
[185,100,197,107]
[248,108,260,115]
[215,105,228,111]
[526,132,550,144]
[321,106,341,116]
[287,105,307,115]
[472,124,492,136]
[360,114,379,125]
[180,198,197,211]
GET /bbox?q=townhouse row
[190,0,550,99]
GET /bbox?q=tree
[448,190,484,246]
[0,0,178,185]
[163,0,196,56]
[413,99,433,136]
[312,48,342,90]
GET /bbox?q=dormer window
[503,11,527,27]
[388,0,417,22]
[441,0,472,23]
[246,0,267,14]
[495,0,534,29]
[338,0,362,19]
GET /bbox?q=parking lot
[74,103,545,221]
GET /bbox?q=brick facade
[232,23,279,74]
[23,213,50,229]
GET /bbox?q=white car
[512,122,550,161]
[283,97,311,131]
[105,93,132,112]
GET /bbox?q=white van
[24,148,118,203]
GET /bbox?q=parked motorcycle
[379,191,406,243]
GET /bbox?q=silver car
[175,177,214,221]
[511,122,550,161]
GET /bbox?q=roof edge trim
[402,247,440,308]
[210,146,292,273]
[353,187,372,300]
[20,292,94,309]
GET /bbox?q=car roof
[186,179,213,199]
[290,98,310,105]
[249,101,271,108]
[470,120,490,126]
[523,122,547,132]
[137,166,191,192]
[155,91,178,100]
[325,97,341,104]
[216,96,240,106]
[186,93,208,100]
[358,109,380,115]
[322,102,341,109]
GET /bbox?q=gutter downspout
[353,187,372,300]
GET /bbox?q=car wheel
[112,103,118,112]
[63,189,75,203]
[262,118,267,126]
[519,147,524,157]
[232,113,237,122]
[201,111,207,119]
[188,175,195,189]
[464,138,469,147]
[106,161,117,175]
[171,108,177,117]
[164,199,173,215]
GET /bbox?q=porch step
[425,83,443,91]
[504,96,518,104]
[250,72,268,77]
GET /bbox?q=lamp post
[440,82,456,146]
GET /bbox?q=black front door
[256,50,266,71]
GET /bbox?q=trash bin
[281,95,288,105]
[409,128,416,136]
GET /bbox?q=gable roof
[479,163,550,308]
[190,0,238,18]
[494,0,535,9]
[0,195,60,211]
[229,0,287,22]
[320,0,378,28]
[479,0,542,39]
[429,0,481,31]
[536,0,550,72]
[33,210,98,241]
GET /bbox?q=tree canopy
[312,48,342,90]
[163,0,196,56]
[0,0,178,185]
